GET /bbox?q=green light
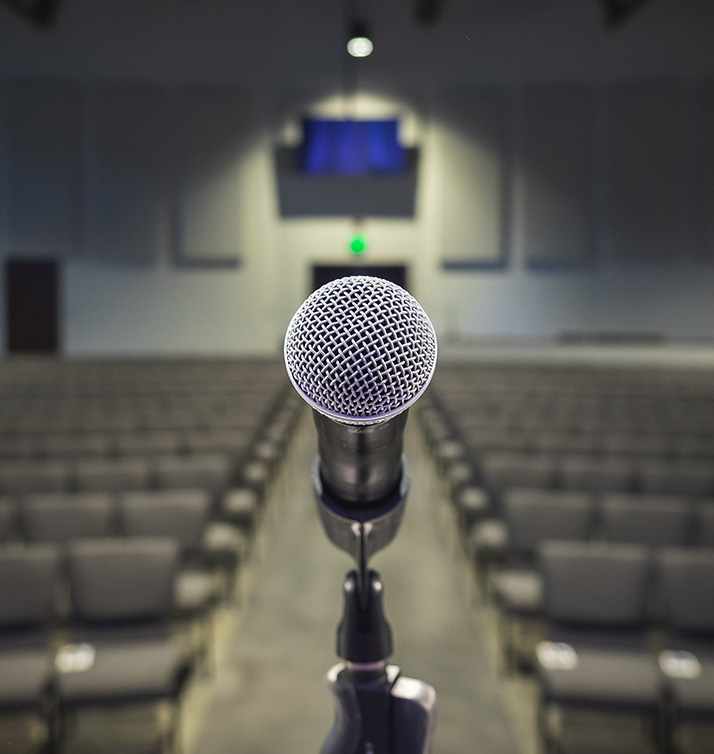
[349,234,367,254]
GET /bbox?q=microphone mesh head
[284,276,437,424]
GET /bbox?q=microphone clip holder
[312,456,410,573]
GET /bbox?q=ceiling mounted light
[347,20,373,57]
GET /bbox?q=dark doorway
[312,264,408,293]
[5,259,60,354]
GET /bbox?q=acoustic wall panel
[606,82,689,263]
[5,82,81,256]
[437,89,510,269]
[695,82,714,262]
[522,86,595,268]
[84,85,168,264]
[172,89,253,264]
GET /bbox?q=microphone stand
[312,460,437,754]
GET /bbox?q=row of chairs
[535,541,714,754]
[477,451,714,498]
[432,364,714,433]
[0,489,253,546]
[419,363,714,753]
[1,537,203,753]
[0,357,305,752]
[0,427,256,460]
[0,489,246,607]
[425,421,714,503]
[471,488,714,646]
[474,487,714,564]
[0,404,277,435]
[0,359,288,436]
[0,454,239,496]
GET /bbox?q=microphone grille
[284,276,437,424]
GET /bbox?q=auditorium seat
[658,548,714,752]
[114,430,183,457]
[183,427,253,459]
[75,457,152,493]
[41,432,114,458]
[0,435,40,460]
[119,490,228,614]
[638,459,714,497]
[489,489,594,668]
[221,488,259,531]
[0,543,60,741]
[533,430,600,455]
[155,453,233,497]
[251,439,282,473]
[238,460,270,498]
[694,505,714,547]
[57,538,194,750]
[600,494,693,547]
[559,454,635,493]
[0,460,70,495]
[602,432,671,457]
[535,541,660,753]
[22,493,115,545]
[0,499,17,542]
[453,485,489,534]
[479,452,556,495]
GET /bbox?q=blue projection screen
[299,118,406,175]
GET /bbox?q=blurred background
[1,1,714,753]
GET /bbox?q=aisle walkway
[192,417,521,754]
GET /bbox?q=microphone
[284,275,437,511]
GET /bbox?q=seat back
[120,490,210,550]
[68,537,179,625]
[23,493,114,543]
[600,494,692,546]
[480,452,555,493]
[0,497,17,542]
[154,453,233,494]
[559,454,634,493]
[0,543,60,631]
[638,460,714,497]
[694,504,714,547]
[540,540,650,645]
[658,547,714,649]
[74,457,152,493]
[503,488,593,560]
[0,460,69,495]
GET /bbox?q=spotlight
[347,21,373,57]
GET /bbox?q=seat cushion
[222,489,258,527]
[0,650,53,708]
[539,649,660,712]
[57,640,187,706]
[668,659,714,715]
[174,570,221,616]
[493,570,543,615]
[202,522,244,567]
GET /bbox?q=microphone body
[313,410,407,509]
[284,275,437,517]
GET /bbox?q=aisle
[192,418,520,754]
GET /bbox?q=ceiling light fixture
[347,20,373,57]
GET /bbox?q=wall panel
[606,82,689,263]
[521,85,595,268]
[5,82,81,256]
[85,85,168,263]
[172,89,253,265]
[436,89,510,269]
[695,82,714,262]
